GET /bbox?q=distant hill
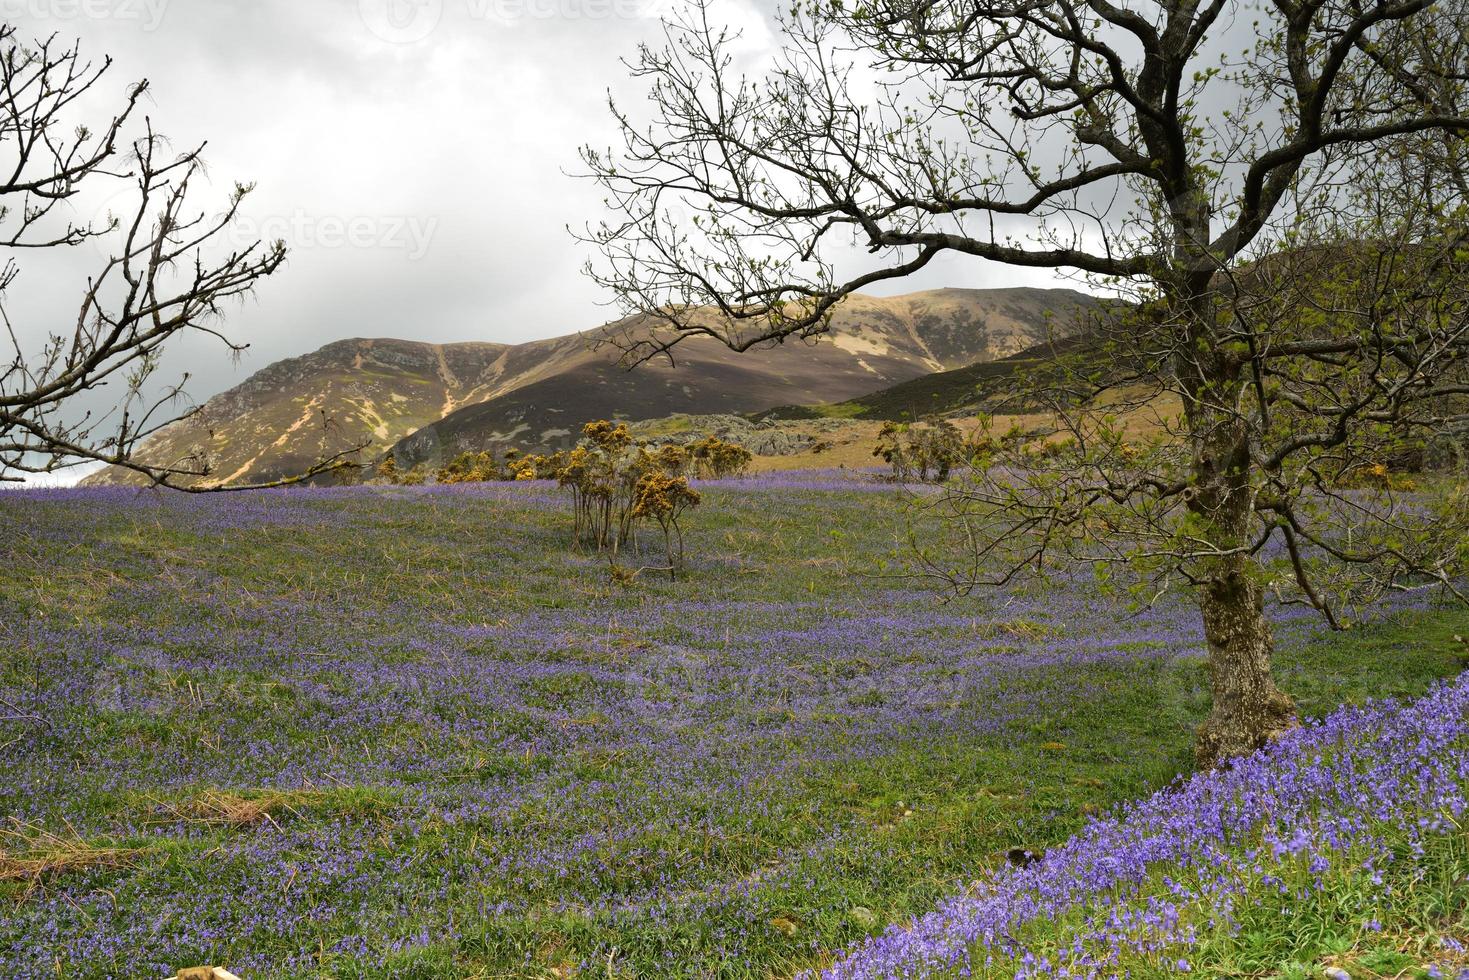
[391,288,1101,467]
[84,287,1100,486]
[81,336,569,487]
[757,333,1103,423]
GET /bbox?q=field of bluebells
[0,472,1466,979]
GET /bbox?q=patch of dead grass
[147,786,396,831]
[150,788,328,830]
[0,819,146,897]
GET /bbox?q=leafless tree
[0,27,360,489]
[582,0,1469,766]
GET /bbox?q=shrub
[437,451,503,484]
[873,418,968,482]
[424,449,567,485]
[1337,460,1419,493]
[690,436,754,479]
[509,451,565,481]
[630,471,701,578]
[557,423,629,550]
[376,426,751,492]
[556,421,702,574]
[398,464,430,486]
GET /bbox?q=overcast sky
[7,0,1066,423]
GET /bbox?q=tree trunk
[1193,557,1297,769]
[1172,288,1299,769]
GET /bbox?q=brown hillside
[84,287,1098,486]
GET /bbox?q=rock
[628,414,823,457]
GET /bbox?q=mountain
[83,287,1100,486]
[389,288,1101,467]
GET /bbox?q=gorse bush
[873,419,970,482]
[1337,460,1420,493]
[378,428,751,489]
[630,470,701,578]
[557,421,701,577]
[873,417,1072,482]
[374,420,752,576]
[436,451,500,485]
[557,420,637,550]
[690,435,754,479]
[435,449,567,484]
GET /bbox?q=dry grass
[1324,924,1469,979]
[150,788,329,830]
[146,786,396,832]
[0,819,146,897]
[743,399,1180,476]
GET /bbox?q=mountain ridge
[83,287,1102,486]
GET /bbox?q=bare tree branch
[0,27,364,488]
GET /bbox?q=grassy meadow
[0,474,1466,978]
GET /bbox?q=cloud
[2,2,700,395]
[5,0,1068,430]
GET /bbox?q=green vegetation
[872,418,970,482]
[0,480,1464,977]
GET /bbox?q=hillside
[389,288,1100,467]
[80,336,556,487]
[755,338,1084,423]
[754,316,1149,425]
[85,287,1100,485]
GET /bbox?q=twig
[0,695,50,730]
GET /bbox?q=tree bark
[1175,289,1299,769]
[1194,558,1297,769]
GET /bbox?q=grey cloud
[5,0,1071,486]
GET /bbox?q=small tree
[0,29,357,488]
[584,0,1469,766]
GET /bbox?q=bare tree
[0,28,360,489]
[582,0,1469,766]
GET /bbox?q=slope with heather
[388,288,1101,467]
[759,336,1098,423]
